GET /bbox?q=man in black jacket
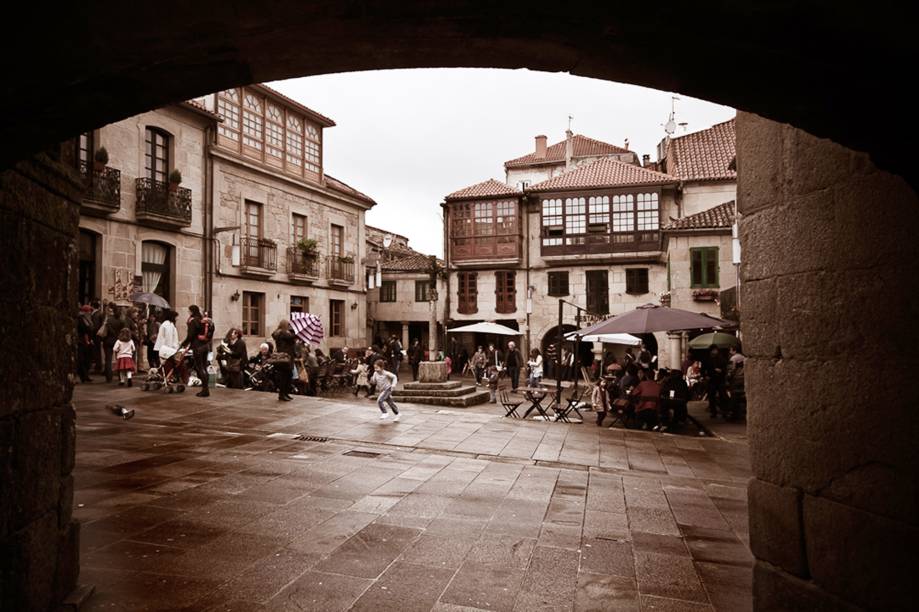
[504,341,523,392]
[181,305,212,398]
[408,339,424,381]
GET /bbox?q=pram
[245,362,276,392]
[141,347,191,393]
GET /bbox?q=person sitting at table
[657,368,689,431]
[592,377,611,426]
[630,368,662,430]
[605,356,623,376]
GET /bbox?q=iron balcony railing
[287,247,321,277]
[79,162,121,211]
[134,177,192,225]
[240,237,278,271]
[326,255,356,283]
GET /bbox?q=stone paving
[72,382,752,611]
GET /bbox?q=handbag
[266,352,290,365]
[226,358,241,373]
[96,322,108,338]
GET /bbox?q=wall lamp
[230,290,240,301]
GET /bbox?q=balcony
[326,255,355,286]
[79,163,121,216]
[287,246,321,283]
[541,230,661,257]
[239,237,277,277]
[135,177,192,228]
[451,234,521,264]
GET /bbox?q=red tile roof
[325,174,376,206]
[445,179,521,201]
[666,119,736,182]
[383,251,443,272]
[664,200,736,231]
[180,99,222,121]
[528,158,678,193]
[505,134,633,168]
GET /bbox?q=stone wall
[0,154,81,610]
[739,112,918,611]
[666,232,735,316]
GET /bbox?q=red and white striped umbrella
[290,312,324,346]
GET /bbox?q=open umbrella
[564,331,641,345]
[688,332,740,349]
[290,312,324,345]
[576,303,731,336]
[447,322,520,336]
[131,292,170,309]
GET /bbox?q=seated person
[659,368,690,430]
[630,369,662,430]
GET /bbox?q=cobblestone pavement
[73,382,752,611]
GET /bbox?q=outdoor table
[519,387,553,420]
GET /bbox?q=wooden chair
[499,387,522,418]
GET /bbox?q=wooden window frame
[144,127,170,183]
[547,271,569,297]
[625,268,650,295]
[380,280,397,303]
[415,280,431,302]
[330,224,344,258]
[495,271,517,314]
[242,291,264,336]
[449,199,519,260]
[292,213,308,244]
[457,271,478,315]
[586,270,609,316]
[290,295,309,314]
[690,247,720,288]
[330,299,345,337]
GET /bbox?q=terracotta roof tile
[664,200,736,231]
[505,134,633,168]
[324,174,376,206]
[666,119,736,181]
[382,251,443,272]
[528,158,678,192]
[445,178,521,201]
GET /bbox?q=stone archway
[1,5,917,611]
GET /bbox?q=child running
[112,328,136,387]
[370,359,400,421]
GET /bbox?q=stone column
[667,332,682,370]
[401,320,409,351]
[739,112,918,611]
[0,153,82,610]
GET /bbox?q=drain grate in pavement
[294,434,328,442]
[343,450,382,459]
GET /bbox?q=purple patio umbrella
[574,303,732,336]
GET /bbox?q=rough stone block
[418,361,448,383]
[754,561,859,612]
[803,495,916,611]
[783,126,857,197]
[61,404,76,476]
[737,278,776,360]
[737,112,784,216]
[13,410,62,527]
[747,479,807,577]
[53,521,80,605]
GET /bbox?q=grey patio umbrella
[574,304,731,336]
[131,292,170,309]
[688,332,740,349]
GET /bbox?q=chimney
[642,154,650,167]
[624,138,630,150]
[565,129,574,169]
[534,135,547,159]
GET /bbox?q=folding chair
[521,389,552,420]
[554,388,587,423]
[499,387,522,418]
[607,397,631,429]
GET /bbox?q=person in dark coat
[223,327,248,389]
[102,305,126,383]
[91,299,104,374]
[408,339,424,381]
[76,305,94,382]
[180,304,212,397]
[271,319,296,401]
[703,346,728,417]
[659,368,690,430]
[503,341,523,391]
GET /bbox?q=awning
[564,331,641,346]
[447,322,520,336]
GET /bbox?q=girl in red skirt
[112,327,136,386]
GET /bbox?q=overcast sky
[270,69,735,257]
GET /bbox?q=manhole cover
[294,435,328,442]
[343,450,381,458]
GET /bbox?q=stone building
[365,225,446,352]
[75,101,218,339]
[195,84,375,352]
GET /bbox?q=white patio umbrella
[564,331,641,345]
[447,322,520,336]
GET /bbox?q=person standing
[145,312,161,370]
[370,358,400,421]
[76,305,94,383]
[472,346,487,384]
[153,309,180,362]
[390,335,403,374]
[704,346,728,417]
[180,305,212,398]
[271,320,296,401]
[527,348,543,388]
[486,364,499,403]
[91,299,104,374]
[504,341,523,392]
[112,328,136,387]
[408,339,424,381]
[592,377,611,426]
[101,305,126,383]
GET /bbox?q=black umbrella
[131,292,170,309]
[575,303,731,336]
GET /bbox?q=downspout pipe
[203,125,214,313]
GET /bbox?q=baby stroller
[142,347,191,393]
[245,362,276,392]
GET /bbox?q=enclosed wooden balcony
[239,237,277,277]
[287,246,321,283]
[451,235,521,264]
[134,177,192,228]
[541,229,661,257]
[79,163,121,216]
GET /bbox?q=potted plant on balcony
[338,254,355,264]
[168,169,182,192]
[296,238,319,260]
[692,288,719,302]
[93,147,108,172]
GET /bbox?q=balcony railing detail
[326,255,355,284]
[287,247,321,278]
[134,177,192,226]
[240,237,278,271]
[541,230,661,255]
[80,162,121,212]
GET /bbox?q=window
[380,280,396,302]
[626,268,649,294]
[691,247,720,288]
[217,88,241,141]
[242,92,264,150]
[290,295,309,314]
[517,180,530,190]
[564,197,586,243]
[415,280,431,302]
[330,299,345,337]
[586,270,609,315]
[292,213,307,244]
[305,123,321,173]
[76,131,93,174]
[244,200,262,265]
[457,271,478,314]
[547,271,569,297]
[588,195,610,233]
[144,128,170,183]
[331,224,344,257]
[141,241,171,303]
[495,271,516,314]
[266,103,284,158]
[450,199,519,260]
[286,115,303,170]
[612,194,635,232]
[242,292,264,336]
[636,193,660,230]
[541,198,564,246]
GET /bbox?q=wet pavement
[73,382,752,611]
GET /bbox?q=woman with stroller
[271,320,296,402]
[180,305,212,398]
[153,309,180,361]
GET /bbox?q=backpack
[197,317,215,342]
